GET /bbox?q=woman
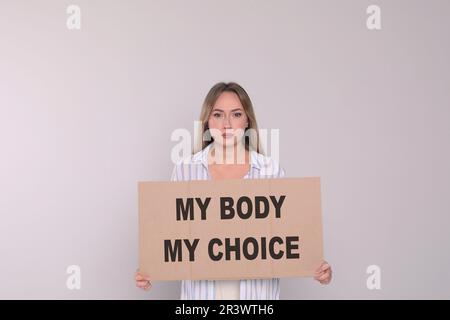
[136,82,332,299]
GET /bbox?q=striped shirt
[170,143,286,300]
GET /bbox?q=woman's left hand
[314,261,332,285]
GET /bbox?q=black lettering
[195,197,211,220]
[269,236,284,259]
[237,196,253,219]
[176,198,194,221]
[183,239,199,261]
[164,239,182,262]
[286,236,300,259]
[225,237,241,260]
[242,237,259,260]
[220,197,235,219]
[260,236,267,259]
[270,195,286,218]
[208,238,223,261]
[255,196,269,219]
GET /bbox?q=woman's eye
[213,113,221,118]
[233,112,242,117]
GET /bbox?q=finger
[141,281,152,290]
[314,274,326,281]
[315,262,328,273]
[314,271,324,278]
[318,272,330,282]
[316,267,329,276]
[321,262,330,271]
[318,275,329,282]
[315,274,325,280]
[135,274,151,281]
[137,280,150,287]
[317,270,331,278]
[314,269,325,277]
[144,283,152,291]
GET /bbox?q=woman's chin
[214,138,237,148]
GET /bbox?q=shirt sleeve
[278,166,286,178]
[170,164,178,181]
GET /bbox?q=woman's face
[208,91,249,147]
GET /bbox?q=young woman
[135,82,332,299]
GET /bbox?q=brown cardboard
[138,177,323,281]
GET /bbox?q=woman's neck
[209,143,249,165]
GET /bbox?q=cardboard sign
[138,177,323,281]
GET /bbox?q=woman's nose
[223,117,231,128]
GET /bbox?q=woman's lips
[222,133,234,139]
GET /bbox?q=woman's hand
[135,270,152,291]
[314,261,332,285]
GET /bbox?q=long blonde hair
[193,82,263,154]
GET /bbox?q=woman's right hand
[135,270,152,291]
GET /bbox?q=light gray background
[1,0,449,299]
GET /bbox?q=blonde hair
[193,82,263,154]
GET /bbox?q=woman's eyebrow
[212,108,243,112]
